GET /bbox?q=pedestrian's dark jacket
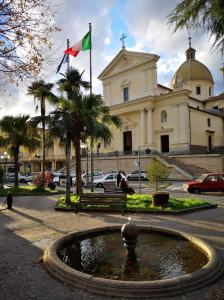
[116,173,122,186]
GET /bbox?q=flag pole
[89,22,94,192]
[65,38,71,205]
[67,38,70,71]
[89,23,92,95]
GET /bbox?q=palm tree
[62,91,122,196]
[27,80,54,189]
[81,94,123,192]
[0,115,41,188]
[48,98,73,206]
[56,68,90,198]
[57,68,90,96]
[55,67,122,197]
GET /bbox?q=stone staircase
[149,150,202,180]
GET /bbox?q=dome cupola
[171,38,214,100]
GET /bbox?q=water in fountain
[57,221,208,281]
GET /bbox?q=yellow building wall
[190,108,224,147]
[205,99,224,111]
[103,62,157,106]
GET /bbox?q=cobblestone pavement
[0,194,224,300]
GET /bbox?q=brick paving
[0,194,224,300]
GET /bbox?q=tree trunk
[14,146,19,189]
[41,98,46,191]
[74,135,82,196]
[65,124,71,206]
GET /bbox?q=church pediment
[123,118,137,131]
[98,49,159,80]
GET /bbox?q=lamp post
[81,142,89,188]
[133,147,141,194]
[138,147,141,194]
[1,152,10,184]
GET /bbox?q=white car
[19,173,33,183]
[94,173,127,188]
[5,173,33,183]
[73,171,104,186]
[53,176,60,185]
[127,170,148,181]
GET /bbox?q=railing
[80,149,151,158]
[150,149,195,177]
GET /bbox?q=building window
[207,118,211,127]
[161,110,167,123]
[196,86,201,95]
[209,87,211,96]
[213,106,218,110]
[123,87,129,102]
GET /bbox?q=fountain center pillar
[121,217,139,260]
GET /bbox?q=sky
[0,0,223,118]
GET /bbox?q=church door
[123,131,132,154]
[161,135,169,153]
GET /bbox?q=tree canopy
[168,0,224,52]
[0,114,41,188]
[0,0,60,85]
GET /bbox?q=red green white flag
[65,31,91,57]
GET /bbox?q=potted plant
[146,158,170,207]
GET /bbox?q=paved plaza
[0,193,224,300]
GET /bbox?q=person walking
[116,171,122,187]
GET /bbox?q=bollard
[6,192,13,209]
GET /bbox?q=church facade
[98,44,224,155]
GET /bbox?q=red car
[183,173,224,194]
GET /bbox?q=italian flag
[65,31,91,57]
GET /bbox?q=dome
[171,47,214,87]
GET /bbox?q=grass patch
[0,185,63,197]
[57,193,209,211]
[127,194,209,210]
[58,194,79,208]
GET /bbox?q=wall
[205,98,224,111]
[79,154,189,180]
[170,154,224,173]
[190,108,224,148]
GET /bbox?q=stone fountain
[43,219,224,298]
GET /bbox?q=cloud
[0,0,223,118]
[121,0,223,93]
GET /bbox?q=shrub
[33,171,53,189]
[146,158,170,191]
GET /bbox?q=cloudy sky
[0,0,223,118]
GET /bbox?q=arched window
[161,110,167,123]
[196,86,201,95]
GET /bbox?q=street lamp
[0,151,10,184]
[80,142,89,188]
[134,147,141,194]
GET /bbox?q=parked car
[18,173,33,183]
[94,173,127,188]
[53,175,60,185]
[5,172,33,183]
[75,171,104,186]
[127,170,148,181]
[53,171,65,177]
[183,173,224,194]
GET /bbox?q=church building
[98,41,224,155]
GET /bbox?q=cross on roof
[188,36,192,48]
[120,33,127,49]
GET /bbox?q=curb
[54,203,217,214]
[0,191,64,197]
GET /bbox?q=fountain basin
[43,225,223,298]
